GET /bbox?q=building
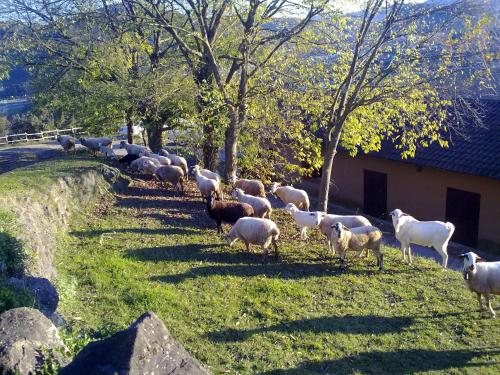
[325,99,500,251]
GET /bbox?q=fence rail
[0,127,85,145]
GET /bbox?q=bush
[0,283,33,314]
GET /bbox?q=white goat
[459,252,500,318]
[232,188,272,219]
[271,182,309,211]
[390,209,455,268]
[119,141,150,156]
[284,203,323,240]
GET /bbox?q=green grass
[54,175,500,374]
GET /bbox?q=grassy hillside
[54,174,500,374]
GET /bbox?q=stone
[7,276,58,317]
[61,311,209,375]
[0,307,67,374]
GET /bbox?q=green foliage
[0,212,27,277]
[0,283,33,314]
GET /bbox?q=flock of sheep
[57,134,500,318]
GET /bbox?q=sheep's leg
[407,245,413,264]
[339,250,347,272]
[476,293,484,312]
[217,220,222,234]
[400,243,407,262]
[484,294,495,318]
[272,238,279,258]
[244,241,250,253]
[435,245,448,269]
[300,227,307,240]
[262,247,269,262]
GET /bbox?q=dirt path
[0,141,66,174]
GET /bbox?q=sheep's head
[390,209,404,232]
[271,182,280,195]
[226,231,237,247]
[310,211,323,227]
[331,222,350,239]
[459,252,484,279]
[231,188,243,199]
[284,203,298,214]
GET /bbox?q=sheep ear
[458,253,467,259]
[476,256,486,262]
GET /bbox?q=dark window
[445,188,480,247]
[363,170,387,218]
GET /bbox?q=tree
[137,0,326,178]
[285,0,494,211]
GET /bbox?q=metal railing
[0,127,85,145]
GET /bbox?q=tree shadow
[69,227,199,237]
[125,244,265,265]
[207,315,414,343]
[261,348,500,374]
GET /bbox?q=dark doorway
[445,188,480,247]
[363,170,387,218]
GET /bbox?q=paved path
[0,141,65,174]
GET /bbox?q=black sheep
[206,195,254,234]
[119,154,140,165]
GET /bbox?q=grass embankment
[0,154,112,313]
[55,170,499,374]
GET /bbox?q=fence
[0,127,85,146]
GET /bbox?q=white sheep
[459,252,500,318]
[232,188,272,219]
[119,141,151,156]
[330,223,384,271]
[98,144,116,159]
[191,165,223,199]
[158,149,188,177]
[390,209,455,268]
[57,135,76,151]
[130,157,160,175]
[191,165,221,183]
[319,214,372,254]
[143,152,171,166]
[271,182,309,211]
[284,203,323,240]
[80,137,112,154]
[227,217,280,259]
[231,176,266,197]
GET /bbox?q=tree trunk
[126,109,134,144]
[317,123,343,212]
[224,108,239,181]
[202,122,218,171]
[147,122,163,152]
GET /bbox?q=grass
[53,172,500,374]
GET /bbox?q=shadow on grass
[147,260,393,283]
[125,244,265,265]
[70,226,199,237]
[261,348,500,375]
[207,315,414,343]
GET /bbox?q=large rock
[0,307,67,374]
[61,311,209,375]
[7,277,58,316]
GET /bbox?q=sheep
[390,209,455,268]
[284,203,323,240]
[191,165,223,200]
[80,137,112,154]
[130,157,160,175]
[118,154,140,165]
[459,251,500,318]
[142,151,171,166]
[155,165,185,194]
[231,176,266,197]
[119,141,150,156]
[232,188,272,219]
[192,165,221,183]
[319,214,372,254]
[99,144,116,159]
[57,135,76,151]
[158,149,188,177]
[271,182,309,211]
[330,222,383,271]
[205,195,254,233]
[227,217,280,259]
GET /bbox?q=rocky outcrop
[0,307,67,374]
[61,311,209,375]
